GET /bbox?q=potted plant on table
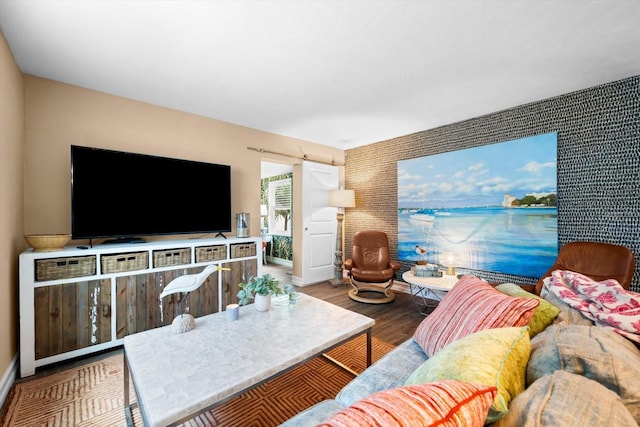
[237,274,297,311]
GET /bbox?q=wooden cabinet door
[116,271,165,339]
[221,259,258,308]
[115,267,220,338]
[34,279,111,360]
[184,268,219,319]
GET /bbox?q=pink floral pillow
[543,269,640,343]
[413,275,539,357]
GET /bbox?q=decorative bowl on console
[24,234,71,252]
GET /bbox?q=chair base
[348,278,395,304]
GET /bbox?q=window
[268,178,292,236]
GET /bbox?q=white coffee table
[124,293,374,427]
[402,270,459,315]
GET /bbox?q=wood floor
[262,264,425,346]
[296,280,424,346]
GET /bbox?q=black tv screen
[71,145,231,240]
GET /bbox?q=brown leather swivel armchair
[535,241,635,295]
[344,230,400,304]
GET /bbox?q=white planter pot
[254,294,271,312]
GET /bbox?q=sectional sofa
[281,272,640,426]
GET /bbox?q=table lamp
[328,189,356,286]
[444,254,457,276]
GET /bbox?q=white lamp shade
[328,189,356,208]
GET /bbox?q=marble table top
[124,293,374,427]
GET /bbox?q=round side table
[402,271,459,315]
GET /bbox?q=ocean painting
[398,132,558,278]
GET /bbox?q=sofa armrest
[336,339,428,407]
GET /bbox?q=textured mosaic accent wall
[345,76,640,291]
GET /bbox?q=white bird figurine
[159,264,230,334]
[159,264,228,299]
[415,245,428,262]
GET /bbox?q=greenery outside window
[268,178,292,236]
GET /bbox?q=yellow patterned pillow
[319,380,497,427]
[496,283,560,336]
[406,327,530,423]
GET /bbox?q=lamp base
[330,277,346,287]
[331,211,346,288]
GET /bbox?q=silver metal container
[236,212,250,237]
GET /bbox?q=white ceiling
[2,1,640,150]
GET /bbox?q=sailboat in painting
[410,213,435,222]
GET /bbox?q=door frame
[292,160,339,286]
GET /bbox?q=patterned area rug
[2,335,393,426]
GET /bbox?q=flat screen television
[71,145,231,241]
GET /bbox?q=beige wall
[24,76,344,240]
[0,72,342,380]
[0,32,25,380]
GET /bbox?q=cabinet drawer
[101,252,148,273]
[35,256,96,281]
[230,243,257,258]
[195,245,227,262]
[153,248,191,267]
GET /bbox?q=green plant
[284,283,298,305]
[273,236,293,261]
[236,274,297,305]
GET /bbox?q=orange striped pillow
[413,275,539,357]
[318,381,497,427]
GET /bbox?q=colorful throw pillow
[527,324,640,423]
[318,380,497,427]
[496,283,559,336]
[406,327,530,423]
[413,275,539,357]
[495,371,637,427]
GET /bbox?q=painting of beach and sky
[398,132,558,278]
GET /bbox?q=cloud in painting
[397,133,558,208]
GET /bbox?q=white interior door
[298,161,338,285]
